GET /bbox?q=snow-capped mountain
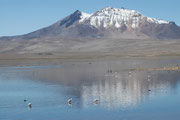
[79,7,169,29]
[1,6,180,40]
[1,7,180,54]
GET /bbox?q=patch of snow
[79,12,92,23]
[147,17,169,24]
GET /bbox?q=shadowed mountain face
[139,21,180,39]
[0,7,180,54]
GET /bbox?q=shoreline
[0,52,180,68]
[1,52,180,60]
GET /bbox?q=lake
[0,58,180,120]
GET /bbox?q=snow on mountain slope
[79,7,169,29]
[79,12,92,23]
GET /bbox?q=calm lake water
[0,58,180,120]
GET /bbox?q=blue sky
[0,0,180,36]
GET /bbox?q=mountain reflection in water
[1,60,179,110]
